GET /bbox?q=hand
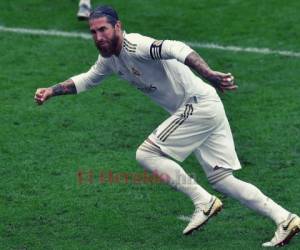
[34,87,53,105]
[207,71,238,92]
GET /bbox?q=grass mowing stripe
[1,25,300,58]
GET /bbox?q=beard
[96,32,119,58]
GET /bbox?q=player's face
[89,17,121,57]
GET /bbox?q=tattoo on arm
[184,51,213,79]
[51,79,77,96]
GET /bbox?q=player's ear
[115,21,122,31]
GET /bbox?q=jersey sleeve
[71,55,112,93]
[136,34,194,63]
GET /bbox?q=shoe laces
[190,207,204,221]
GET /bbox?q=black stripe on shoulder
[123,43,136,53]
[150,40,164,60]
[124,38,137,47]
[124,40,137,50]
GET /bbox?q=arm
[136,35,237,92]
[51,79,77,96]
[34,79,77,105]
[184,51,237,92]
[34,55,112,105]
[145,38,237,92]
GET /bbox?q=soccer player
[77,0,91,21]
[34,5,300,247]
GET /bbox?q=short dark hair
[89,5,119,26]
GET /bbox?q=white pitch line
[1,25,300,58]
[0,25,91,40]
[188,42,300,58]
[177,215,191,222]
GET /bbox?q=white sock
[212,174,290,224]
[79,0,91,7]
[136,145,212,208]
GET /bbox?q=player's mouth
[96,42,113,57]
[97,42,110,50]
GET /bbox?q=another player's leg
[77,0,91,21]
[136,139,222,235]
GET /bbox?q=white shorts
[148,96,241,177]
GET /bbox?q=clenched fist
[34,88,53,105]
[207,71,238,92]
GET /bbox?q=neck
[114,33,123,56]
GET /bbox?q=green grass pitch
[1,0,300,249]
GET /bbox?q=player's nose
[95,32,104,42]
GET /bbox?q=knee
[211,181,224,193]
[208,168,233,189]
[136,139,162,165]
[211,174,261,204]
[136,142,154,167]
[211,175,233,198]
[210,173,235,195]
[136,145,146,165]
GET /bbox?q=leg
[193,99,290,223]
[193,104,300,246]
[211,172,290,225]
[79,0,91,7]
[137,100,226,235]
[136,140,222,235]
[136,140,212,207]
[207,168,300,247]
[77,0,91,21]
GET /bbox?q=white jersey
[71,32,219,114]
